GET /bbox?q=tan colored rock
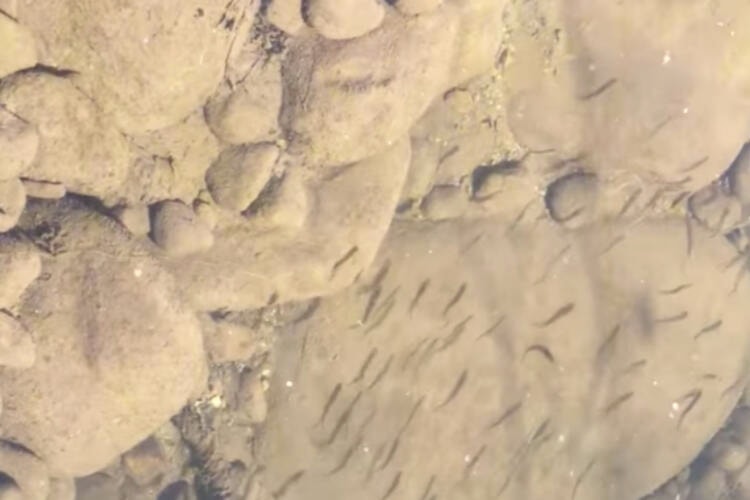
[112,205,151,236]
[265,0,306,35]
[205,60,283,145]
[121,112,219,206]
[151,201,214,257]
[0,73,130,200]
[0,312,35,369]
[0,108,38,181]
[394,0,443,15]
[305,0,384,40]
[206,143,280,212]
[16,0,245,133]
[20,179,65,200]
[0,199,207,477]
[283,12,455,166]
[0,177,24,232]
[712,440,748,472]
[193,199,219,231]
[283,0,506,166]
[123,437,170,487]
[222,167,309,232]
[0,15,37,79]
[0,237,40,309]
[168,138,411,311]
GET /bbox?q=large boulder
[15,0,258,133]
[0,199,207,477]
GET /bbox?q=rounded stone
[151,201,214,257]
[205,60,283,145]
[305,0,385,40]
[713,441,748,472]
[112,205,151,236]
[544,172,599,229]
[16,0,241,133]
[0,199,207,476]
[206,143,280,213]
[0,73,130,200]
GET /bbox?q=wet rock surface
[0,1,748,499]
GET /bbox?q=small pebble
[0,178,25,232]
[151,201,214,257]
[713,440,748,472]
[393,0,443,16]
[112,205,151,236]
[20,178,65,199]
[206,143,280,212]
[544,172,598,229]
[305,0,385,40]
